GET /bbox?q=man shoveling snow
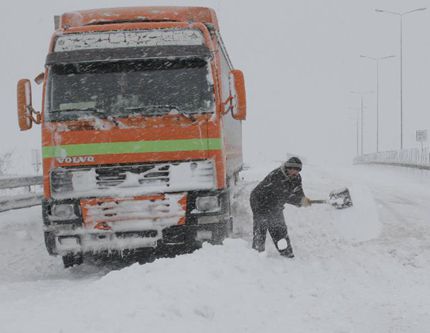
[250,157,311,258]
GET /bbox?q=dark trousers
[250,202,292,254]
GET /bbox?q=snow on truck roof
[60,7,219,31]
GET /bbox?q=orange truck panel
[60,7,219,31]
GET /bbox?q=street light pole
[400,15,403,150]
[350,91,373,155]
[356,113,359,156]
[375,7,427,150]
[360,55,395,152]
[360,95,364,155]
[348,107,364,157]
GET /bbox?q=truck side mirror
[17,79,40,131]
[229,69,246,120]
[34,72,45,85]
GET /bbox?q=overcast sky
[1,0,430,172]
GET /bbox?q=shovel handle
[309,199,327,204]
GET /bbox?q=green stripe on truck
[42,138,222,158]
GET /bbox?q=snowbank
[1,163,430,332]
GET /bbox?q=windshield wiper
[51,107,104,114]
[125,105,196,122]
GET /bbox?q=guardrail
[354,147,430,170]
[0,176,43,212]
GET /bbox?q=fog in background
[1,0,430,173]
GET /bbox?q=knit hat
[283,157,302,171]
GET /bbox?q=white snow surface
[54,29,205,52]
[1,162,430,332]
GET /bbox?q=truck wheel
[210,224,228,245]
[62,253,83,268]
[226,187,234,237]
[227,216,233,237]
[234,171,240,185]
[44,232,56,255]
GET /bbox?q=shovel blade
[328,187,353,209]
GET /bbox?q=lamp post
[375,7,427,150]
[350,91,374,155]
[348,106,366,157]
[360,55,395,152]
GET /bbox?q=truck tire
[226,184,235,238]
[210,223,228,245]
[226,216,233,237]
[62,253,83,268]
[44,232,56,255]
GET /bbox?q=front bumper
[42,190,230,256]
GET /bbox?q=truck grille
[51,160,214,199]
[95,164,170,188]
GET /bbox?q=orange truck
[17,7,246,267]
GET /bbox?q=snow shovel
[309,187,353,209]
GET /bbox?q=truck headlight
[195,195,220,212]
[51,204,77,220]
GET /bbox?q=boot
[252,242,265,252]
[280,246,294,258]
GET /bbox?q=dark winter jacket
[250,165,305,210]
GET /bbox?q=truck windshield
[45,58,214,122]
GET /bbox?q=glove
[301,197,312,207]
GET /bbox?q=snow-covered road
[1,163,429,333]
